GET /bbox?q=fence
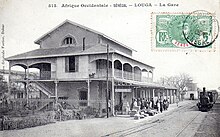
[0,98,107,113]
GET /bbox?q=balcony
[134,73,141,81]
[34,71,56,80]
[142,76,153,82]
[95,68,152,82]
[114,69,122,79]
[10,71,56,81]
[95,69,112,78]
[123,71,133,80]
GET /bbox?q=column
[152,89,155,101]
[87,79,90,106]
[145,88,147,99]
[166,89,168,100]
[26,66,29,104]
[121,64,124,79]
[24,69,27,79]
[134,87,137,98]
[54,81,58,103]
[152,71,154,81]
[173,90,175,103]
[169,89,172,103]
[111,54,115,115]
[111,79,115,115]
[132,87,135,98]
[132,67,134,81]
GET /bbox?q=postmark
[151,12,219,52]
[182,10,219,48]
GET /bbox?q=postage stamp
[151,11,219,52]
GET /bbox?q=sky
[0,0,220,89]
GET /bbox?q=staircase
[36,101,54,111]
[29,81,55,98]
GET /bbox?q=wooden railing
[39,71,56,80]
[95,69,112,78]
[123,71,133,80]
[10,71,56,81]
[33,81,54,97]
[134,73,141,81]
[96,69,152,82]
[141,76,153,82]
[114,69,122,79]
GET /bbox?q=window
[62,36,76,45]
[65,56,78,72]
[79,91,88,100]
[69,56,75,72]
[79,90,88,106]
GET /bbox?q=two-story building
[184,79,198,100]
[6,20,177,115]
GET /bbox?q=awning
[114,78,177,90]
[115,88,132,92]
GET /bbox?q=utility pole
[106,44,109,118]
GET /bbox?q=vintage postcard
[0,0,220,137]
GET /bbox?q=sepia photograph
[0,0,220,136]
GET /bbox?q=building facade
[6,20,177,114]
[184,80,198,100]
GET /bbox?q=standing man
[176,97,179,107]
[150,98,154,109]
[160,99,163,113]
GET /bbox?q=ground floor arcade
[11,78,177,116]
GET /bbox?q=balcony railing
[33,71,56,80]
[39,71,51,80]
[114,69,122,79]
[123,71,133,80]
[95,69,112,78]
[134,73,141,81]
[95,69,152,82]
[142,76,153,82]
[10,71,56,81]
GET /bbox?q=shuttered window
[65,56,79,72]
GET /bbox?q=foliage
[81,106,99,118]
[0,74,8,95]
[53,103,98,120]
[158,73,192,94]
[0,111,55,130]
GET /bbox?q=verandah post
[106,44,109,118]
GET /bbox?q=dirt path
[0,100,198,137]
[193,101,220,137]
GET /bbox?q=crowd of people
[122,97,170,117]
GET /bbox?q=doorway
[190,93,194,100]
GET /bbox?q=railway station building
[6,20,177,115]
[184,80,198,100]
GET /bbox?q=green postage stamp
[151,11,219,52]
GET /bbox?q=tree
[158,73,192,99]
[0,74,8,95]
